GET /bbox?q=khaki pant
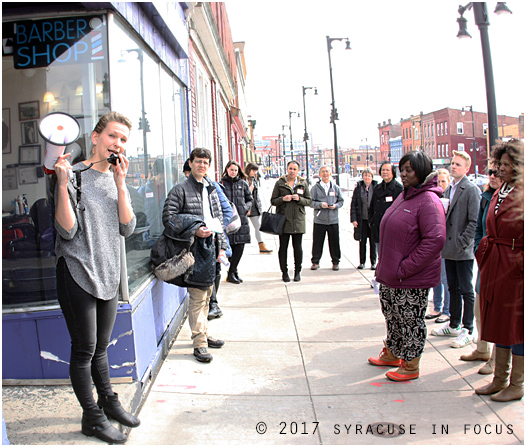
[475,293,491,354]
[187,286,213,348]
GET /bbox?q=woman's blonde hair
[93,112,132,134]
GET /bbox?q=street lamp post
[288,112,300,167]
[119,48,149,177]
[302,86,317,183]
[326,35,351,186]
[456,2,512,152]
[462,105,478,177]
[363,138,369,167]
[281,127,288,172]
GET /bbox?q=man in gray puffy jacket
[162,148,228,363]
[309,166,344,271]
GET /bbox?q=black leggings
[57,257,117,413]
[278,233,303,273]
[228,243,245,274]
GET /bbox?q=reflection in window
[2,18,109,310]
[110,18,188,298]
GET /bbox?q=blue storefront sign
[12,15,107,69]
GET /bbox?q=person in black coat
[220,160,253,284]
[350,167,378,270]
[369,162,403,252]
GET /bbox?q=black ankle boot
[82,406,127,444]
[226,272,241,284]
[98,393,140,428]
[294,271,301,282]
[282,272,290,282]
[233,271,243,283]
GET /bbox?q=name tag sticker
[145,192,154,198]
[329,191,336,196]
[386,196,393,202]
[297,189,304,194]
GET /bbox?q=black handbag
[260,205,286,235]
[353,226,361,241]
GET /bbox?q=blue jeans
[445,259,475,333]
[432,259,450,315]
[497,343,524,356]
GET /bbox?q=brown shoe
[368,340,401,367]
[258,242,273,253]
[479,347,496,375]
[310,263,320,270]
[475,347,511,395]
[386,357,420,381]
[460,349,491,362]
[332,264,339,271]
[491,354,524,402]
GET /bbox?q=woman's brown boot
[259,242,273,253]
[368,340,401,367]
[386,357,420,381]
[475,346,511,395]
[491,354,524,402]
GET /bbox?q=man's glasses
[488,169,499,177]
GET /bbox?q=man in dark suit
[432,151,480,349]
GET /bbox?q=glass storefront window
[2,15,110,310]
[109,17,188,298]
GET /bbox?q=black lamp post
[302,86,317,183]
[363,138,369,167]
[288,112,300,166]
[456,2,512,153]
[462,105,478,177]
[119,48,149,178]
[281,127,287,172]
[326,35,351,186]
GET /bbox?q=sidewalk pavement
[2,179,523,445]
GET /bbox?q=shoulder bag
[260,205,286,235]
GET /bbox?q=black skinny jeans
[228,243,245,275]
[57,257,117,413]
[278,233,303,273]
[359,218,376,265]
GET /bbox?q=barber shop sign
[10,15,107,69]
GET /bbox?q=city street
[2,178,523,445]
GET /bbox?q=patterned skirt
[379,285,429,361]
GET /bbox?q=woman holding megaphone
[53,112,138,444]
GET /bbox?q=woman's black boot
[98,393,141,428]
[226,271,241,284]
[82,406,127,444]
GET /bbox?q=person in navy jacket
[368,151,446,382]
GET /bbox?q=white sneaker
[451,328,474,348]
[431,323,461,337]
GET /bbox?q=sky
[224,1,525,149]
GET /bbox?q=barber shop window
[2,15,110,310]
[109,18,188,298]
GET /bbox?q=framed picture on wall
[2,108,11,154]
[20,120,39,145]
[19,145,41,165]
[3,168,17,190]
[18,166,38,185]
[18,101,40,121]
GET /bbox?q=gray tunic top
[55,164,136,300]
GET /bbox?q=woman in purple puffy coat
[368,151,446,382]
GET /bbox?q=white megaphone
[39,112,81,175]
